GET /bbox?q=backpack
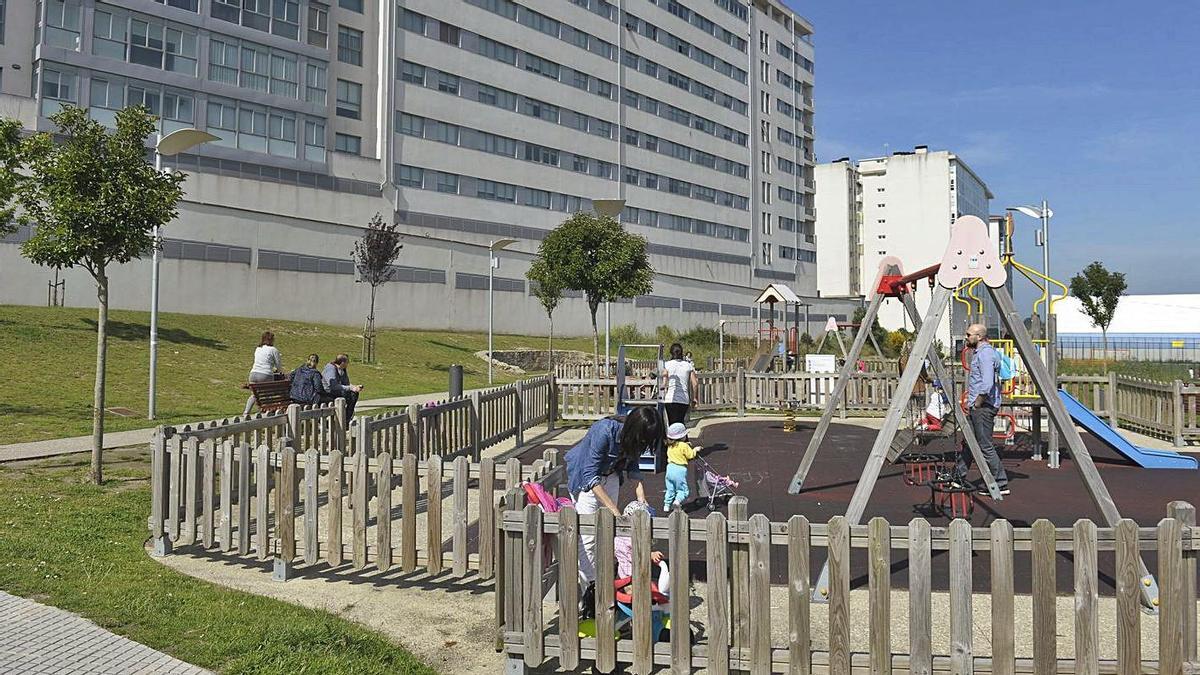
[995,351,1016,381]
[289,367,319,404]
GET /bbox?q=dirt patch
[485,349,593,372]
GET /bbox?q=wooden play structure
[785,215,1165,609]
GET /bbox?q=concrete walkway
[0,591,210,674]
[0,388,483,463]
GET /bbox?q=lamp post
[488,238,519,384]
[1006,201,1054,327]
[148,128,221,420]
[593,199,625,372]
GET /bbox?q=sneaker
[977,485,1011,497]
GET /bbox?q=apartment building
[814,146,994,343]
[0,0,855,335]
[813,158,860,297]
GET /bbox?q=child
[614,501,667,581]
[664,422,699,512]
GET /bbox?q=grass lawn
[0,449,437,674]
[1059,359,1196,381]
[0,304,594,444]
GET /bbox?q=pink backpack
[523,481,573,512]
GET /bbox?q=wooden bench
[241,378,293,414]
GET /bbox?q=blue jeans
[664,463,689,510]
[954,404,1008,487]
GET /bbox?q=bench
[241,378,293,414]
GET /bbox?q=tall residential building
[814,146,994,343]
[0,0,856,335]
[813,158,860,297]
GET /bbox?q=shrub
[679,326,721,348]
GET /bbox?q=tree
[526,260,563,372]
[852,305,889,356]
[0,118,25,236]
[534,213,654,368]
[1069,261,1127,366]
[16,106,185,484]
[351,213,403,363]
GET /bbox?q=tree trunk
[364,285,378,363]
[589,303,599,374]
[547,314,554,374]
[91,269,109,484]
[1101,328,1109,369]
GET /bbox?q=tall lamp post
[1006,200,1054,327]
[593,199,625,373]
[488,238,519,384]
[148,128,221,420]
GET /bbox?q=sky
[784,0,1200,297]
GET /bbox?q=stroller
[695,456,740,511]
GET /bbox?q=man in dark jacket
[322,353,363,423]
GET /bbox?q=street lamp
[148,128,221,420]
[1006,200,1054,327]
[488,238,519,384]
[593,199,625,373]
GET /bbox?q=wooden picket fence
[1061,374,1200,446]
[498,497,1200,674]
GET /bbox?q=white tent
[1054,294,1200,335]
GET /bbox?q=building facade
[814,146,994,343]
[0,0,855,336]
[813,158,859,298]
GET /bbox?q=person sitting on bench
[243,331,283,415]
[322,354,363,423]
[289,354,324,406]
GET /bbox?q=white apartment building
[0,0,858,335]
[815,146,993,343]
[813,158,860,297]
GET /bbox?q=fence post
[514,379,525,446]
[150,427,172,556]
[1168,501,1197,661]
[470,390,482,461]
[407,403,420,458]
[737,366,746,417]
[286,404,300,448]
[1172,380,1185,447]
[1108,372,1120,428]
[334,398,347,453]
[547,374,557,432]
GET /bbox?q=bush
[799,332,814,347]
[679,326,721,348]
[884,329,911,357]
[655,325,678,346]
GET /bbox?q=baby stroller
[695,456,739,511]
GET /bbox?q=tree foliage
[1069,260,1127,362]
[531,212,654,365]
[352,212,403,290]
[526,259,564,371]
[15,105,185,484]
[0,118,25,236]
[852,305,889,355]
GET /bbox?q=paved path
[0,591,210,674]
[0,388,481,463]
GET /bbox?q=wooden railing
[1061,374,1199,445]
[149,420,564,581]
[167,400,347,460]
[497,498,1200,674]
[1183,383,1200,444]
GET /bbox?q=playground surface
[521,417,1199,594]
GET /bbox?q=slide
[1057,390,1198,469]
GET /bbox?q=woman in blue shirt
[565,406,663,587]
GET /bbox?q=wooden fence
[498,498,1200,674]
[1061,374,1200,446]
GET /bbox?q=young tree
[16,106,185,484]
[534,213,654,368]
[351,213,403,363]
[1069,261,1127,365]
[526,260,563,372]
[0,118,25,236]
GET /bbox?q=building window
[236,105,268,153]
[524,188,551,208]
[161,90,194,133]
[401,9,425,35]
[307,2,329,47]
[0,0,6,44]
[164,27,199,75]
[46,0,83,50]
[399,61,425,85]
[760,59,769,83]
[270,0,300,40]
[304,120,325,162]
[397,165,423,188]
[398,113,423,136]
[436,72,459,95]
[339,0,363,12]
[337,25,362,65]
[438,22,460,46]
[477,179,515,202]
[269,52,298,97]
[88,78,124,127]
[238,44,270,92]
[305,62,327,104]
[523,53,560,80]
[206,99,237,146]
[335,79,361,118]
[524,143,558,166]
[209,39,239,85]
[761,212,771,235]
[758,30,769,52]
[761,151,771,174]
[760,91,770,114]
[40,69,77,116]
[267,112,297,157]
[762,181,771,204]
[762,243,772,265]
[334,132,361,154]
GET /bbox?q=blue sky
[785,1,1200,295]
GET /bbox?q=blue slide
[1057,390,1198,469]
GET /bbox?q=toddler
[663,422,699,511]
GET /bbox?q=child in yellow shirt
[664,422,699,511]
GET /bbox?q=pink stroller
[695,456,740,511]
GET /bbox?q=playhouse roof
[755,283,802,305]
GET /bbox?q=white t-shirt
[249,345,282,376]
[662,359,694,404]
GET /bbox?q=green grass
[0,450,437,674]
[0,304,594,444]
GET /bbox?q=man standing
[952,323,1009,496]
[322,354,364,424]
